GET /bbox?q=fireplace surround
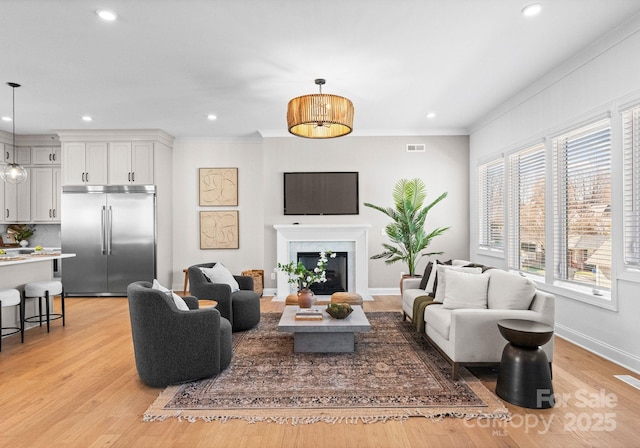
[274,224,371,299]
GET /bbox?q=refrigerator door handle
[107,206,113,255]
[101,206,107,255]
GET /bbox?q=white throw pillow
[434,265,482,303]
[424,261,441,295]
[200,263,240,292]
[441,270,490,310]
[487,269,536,310]
[152,279,190,311]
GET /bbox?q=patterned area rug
[144,312,509,424]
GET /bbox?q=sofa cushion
[152,279,189,311]
[200,263,240,292]
[429,259,452,296]
[424,304,451,340]
[441,270,490,309]
[487,269,536,310]
[418,261,434,290]
[434,265,482,303]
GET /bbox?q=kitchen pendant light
[1,82,28,184]
[287,79,354,138]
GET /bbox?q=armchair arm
[188,265,233,322]
[192,282,232,322]
[235,275,254,291]
[149,307,223,386]
[182,295,199,310]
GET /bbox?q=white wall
[469,15,640,373]
[170,138,265,289]
[171,134,469,294]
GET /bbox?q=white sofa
[402,262,555,379]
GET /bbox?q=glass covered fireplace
[297,251,347,295]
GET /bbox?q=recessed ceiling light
[82,116,93,122]
[207,114,217,121]
[1,116,11,122]
[522,3,542,17]
[425,112,436,119]
[96,9,118,21]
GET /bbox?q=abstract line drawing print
[200,211,239,249]
[199,168,238,206]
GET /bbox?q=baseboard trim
[368,288,400,296]
[264,287,400,297]
[555,323,640,374]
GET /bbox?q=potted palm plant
[364,178,449,277]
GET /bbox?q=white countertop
[0,252,75,267]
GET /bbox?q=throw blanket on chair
[412,295,437,333]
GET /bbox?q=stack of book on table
[295,308,324,321]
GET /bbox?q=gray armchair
[188,263,261,332]
[126,281,232,387]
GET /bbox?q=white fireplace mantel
[274,224,371,299]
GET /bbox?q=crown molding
[55,129,175,147]
[258,127,468,138]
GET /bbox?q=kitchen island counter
[0,252,75,267]
[0,252,75,336]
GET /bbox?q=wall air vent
[406,144,426,153]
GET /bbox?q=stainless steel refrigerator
[61,185,156,296]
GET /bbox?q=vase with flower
[277,250,336,308]
[8,224,36,247]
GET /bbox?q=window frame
[507,143,546,277]
[477,157,505,257]
[622,104,640,271]
[550,118,613,302]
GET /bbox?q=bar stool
[23,280,65,333]
[1,288,24,351]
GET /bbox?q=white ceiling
[1,0,640,139]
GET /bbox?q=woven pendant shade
[287,79,354,139]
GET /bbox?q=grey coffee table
[278,305,371,353]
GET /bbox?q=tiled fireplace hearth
[274,224,371,299]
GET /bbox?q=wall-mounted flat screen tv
[284,172,359,215]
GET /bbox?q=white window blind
[552,119,612,290]
[508,144,545,273]
[623,106,640,267]
[478,158,504,252]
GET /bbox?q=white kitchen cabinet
[61,142,108,185]
[3,145,31,165]
[31,167,61,222]
[31,146,61,165]
[2,167,31,222]
[108,141,153,185]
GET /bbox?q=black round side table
[495,319,555,409]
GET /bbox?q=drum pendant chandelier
[287,79,354,138]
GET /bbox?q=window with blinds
[552,119,612,291]
[623,105,640,268]
[478,158,504,252]
[508,144,545,274]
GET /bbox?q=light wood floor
[0,295,638,448]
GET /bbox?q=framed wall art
[199,167,238,206]
[200,210,239,249]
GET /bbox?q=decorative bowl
[325,303,353,319]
